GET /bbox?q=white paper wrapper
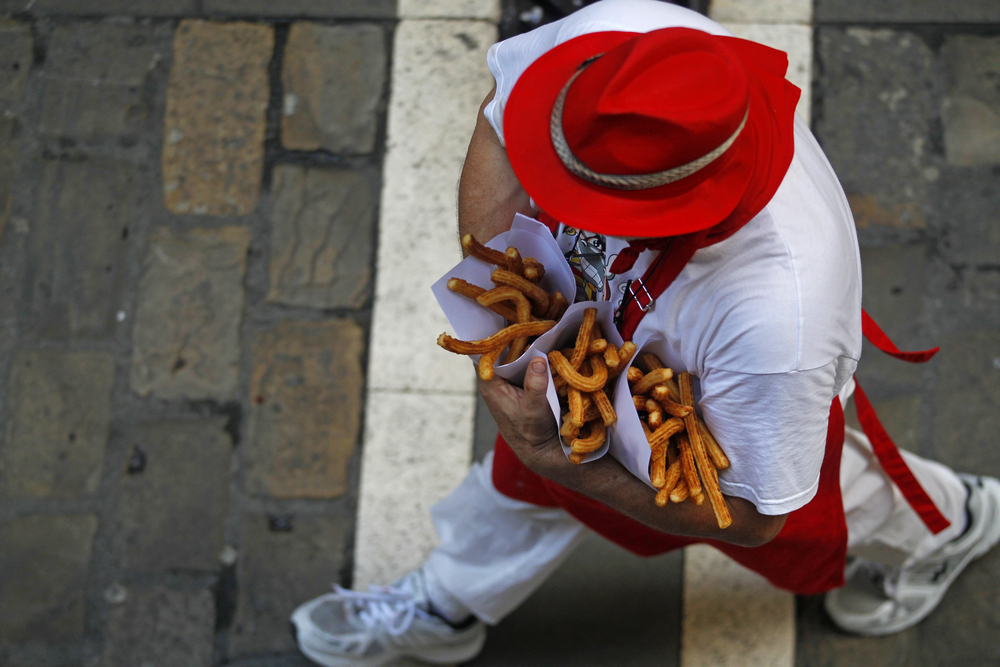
[538,301,622,464]
[608,331,679,489]
[430,214,576,386]
[430,216,625,465]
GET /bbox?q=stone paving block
[267,165,375,309]
[0,514,98,643]
[815,0,1000,24]
[23,0,197,14]
[39,23,164,141]
[230,512,350,657]
[947,268,1000,330]
[0,23,31,107]
[795,594,911,667]
[102,585,215,667]
[163,20,272,216]
[815,28,937,231]
[931,329,1000,476]
[130,226,249,401]
[29,157,135,339]
[282,23,386,154]
[0,114,13,238]
[854,245,930,394]
[473,534,682,667]
[0,350,113,498]
[118,418,231,573]
[940,36,1000,167]
[710,0,811,24]
[929,169,1000,268]
[860,244,929,339]
[398,0,500,19]
[246,319,364,499]
[203,0,396,18]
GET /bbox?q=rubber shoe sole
[291,598,487,667]
[297,633,487,667]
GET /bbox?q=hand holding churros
[435,228,735,530]
[549,307,634,464]
[437,233,569,381]
[630,353,732,529]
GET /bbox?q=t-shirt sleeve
[698,360,840,516]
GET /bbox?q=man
[290,2,1000,665]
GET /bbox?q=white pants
[424,379,969,625]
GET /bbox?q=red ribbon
[852,381,951,534]
[608,238,672,275]
[861,310,939,363]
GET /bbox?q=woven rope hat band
[550,55,750,191]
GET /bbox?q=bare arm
[480,359,788,548]
[458,87,538,249]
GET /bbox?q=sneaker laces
[332,584,429,637]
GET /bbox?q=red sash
[853,313,950,534]
[492,221,949,593]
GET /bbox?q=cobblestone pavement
[0,1,998,667]
[800,2,1000,665]
[0,5,389,666]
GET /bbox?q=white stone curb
[682,544,796,667]
[353,6,499,595]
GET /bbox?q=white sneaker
[291,568,487,667]
[825,474,1000,635]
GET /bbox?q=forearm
[526,442,785,548]
[458,87,537,248]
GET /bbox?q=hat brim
[504,30,790,238]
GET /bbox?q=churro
[631,353,731,527]
[548,351,609,392]
[437,320,555,355]
[505,246,524,277]
[492,269,550,317]
[462,233,507,266]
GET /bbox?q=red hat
[504,27,800,238]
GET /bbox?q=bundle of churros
[629,353,733,529]
[437,233,570,381]
[550,307,636,464]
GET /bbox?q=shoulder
[663,120,863,374]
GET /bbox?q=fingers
[477,362,556,449]
[523,357,549,398]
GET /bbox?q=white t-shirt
[486,0,863,515]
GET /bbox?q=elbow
[724,498,787,547]
[736,514,786,547]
